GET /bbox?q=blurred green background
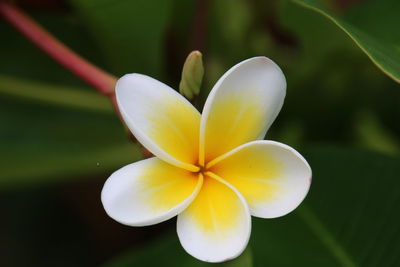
[1,0,399,266]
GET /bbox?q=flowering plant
[101,57,311,262]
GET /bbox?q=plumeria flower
[101,57,312,262]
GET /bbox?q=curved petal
[208,140,311,218]
[199,57,286,165]
[116,74,200,172]
[101,158,203,226]
[177,173,251,262]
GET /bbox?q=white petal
[208,140,311,218]
[101,158,203,226]
[177,174,251,262]
[199,57,286,164]
[116,74,200,172]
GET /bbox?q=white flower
[101,57,312,262]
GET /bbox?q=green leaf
[253,146,400,266]
[104,146,400,266]
[0,77,139,188]
[68,0,174,78]
[353,111,400,155]
[293,0,400,83]
[0,75,112,113]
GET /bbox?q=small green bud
[179,50,204,100]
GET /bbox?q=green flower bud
[179,50,204,100]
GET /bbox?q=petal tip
[101,159,203,227]
[176,178,252,263]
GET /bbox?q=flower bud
[179,50,204,100]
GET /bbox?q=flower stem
[0,2,117,96]
[0,2,151,158]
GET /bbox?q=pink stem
[0,2,152,157]
[0,2,116,96]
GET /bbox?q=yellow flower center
[195,164,207,175]
[191,158,222,181]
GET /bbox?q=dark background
[1,0,399,266]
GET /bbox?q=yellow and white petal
[101,158,203,226]
[177,174,251,262]
[116,74,200,171]
[199,57,286,164]
[208,140,311,218]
